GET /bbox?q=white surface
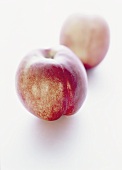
[1,0,122,170]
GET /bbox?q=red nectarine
[16,46,87,121]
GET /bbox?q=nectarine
[60,14,110,69]
[16,46,87,121]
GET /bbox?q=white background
[1,0,122,170]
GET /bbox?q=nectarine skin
[60,14,110,69]
[16,46,87,121]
